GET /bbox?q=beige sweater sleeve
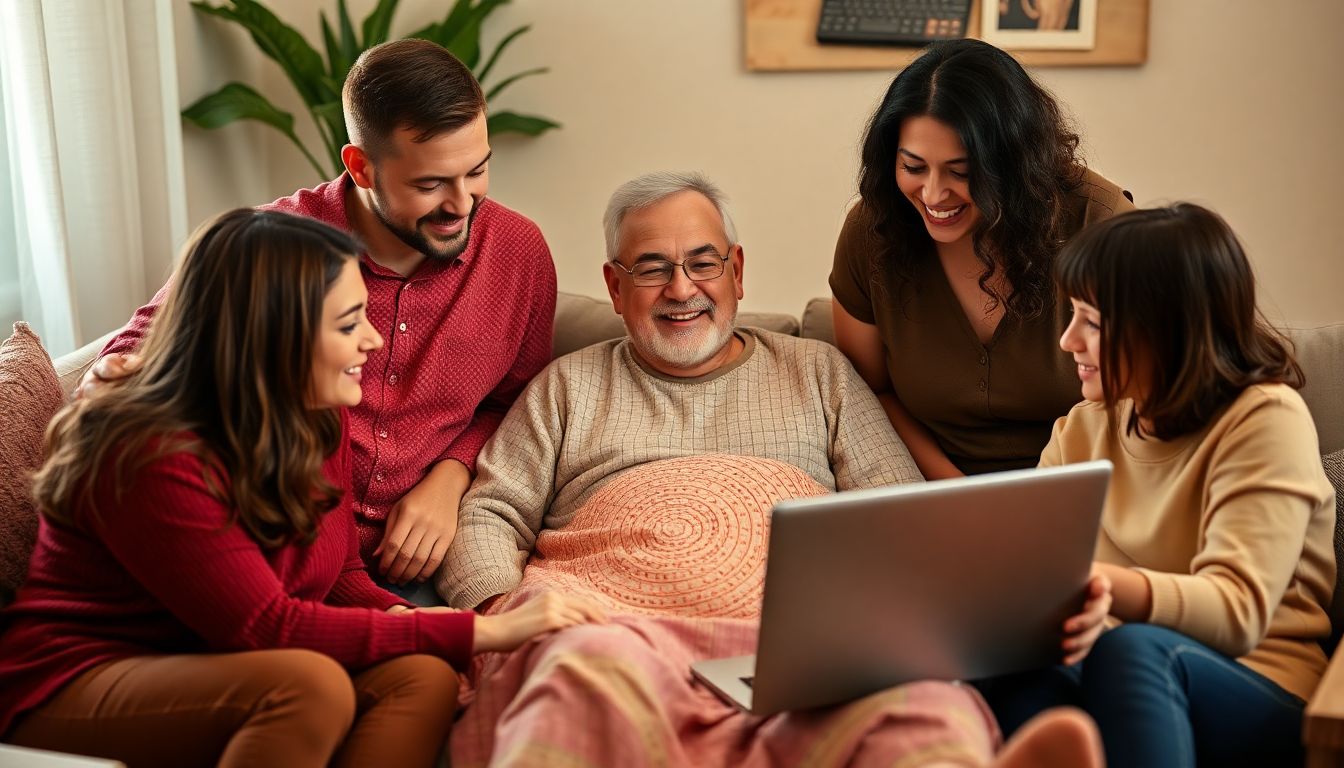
[437,364,566,609]
[824,348,922,490]
[1137,394,1328,657]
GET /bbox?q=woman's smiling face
[895,115,981,246]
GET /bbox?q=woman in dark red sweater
[0,209,603,767]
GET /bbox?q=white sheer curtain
[0,0,186,356]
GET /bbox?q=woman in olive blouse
[830,39,1133,478]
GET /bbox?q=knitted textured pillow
[0,323,64,605]
[527,454,828,618]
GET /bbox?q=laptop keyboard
[816,0,970,46]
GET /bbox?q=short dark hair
[859,39,1083,319]
[343,38,485,159]
[1056,203,1303,440]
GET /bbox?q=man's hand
[473,591,608,653]
[76,352,142,399]
[375,459,471,585]
[1061,567,1112,666]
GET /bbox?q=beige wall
[175,0,1344,326]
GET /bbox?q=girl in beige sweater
[980,203,1335,767]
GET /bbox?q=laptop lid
[739,460,1111,715]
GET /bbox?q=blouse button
[388,373,399,384]
[976,379,987,391]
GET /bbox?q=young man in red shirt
[85,39,555,597]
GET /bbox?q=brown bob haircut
[33,209,361,548]
[342,38,485,159]
[1055,203,1302,440]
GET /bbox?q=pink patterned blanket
[452,455,998,767]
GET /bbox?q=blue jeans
[975,624,1305,768]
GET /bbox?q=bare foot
[990,707,1103,768]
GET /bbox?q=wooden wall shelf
[745,0,1149,71]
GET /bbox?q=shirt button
[978,354,987,366]
[378,429,388,439]
[977,379,987,391]
[398,322,407,333]
[375,472,385,482]
[388,373,398,384]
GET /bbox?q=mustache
[420,211,464,226]
[653,296,715,317]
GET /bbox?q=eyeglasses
[609,250,731,287]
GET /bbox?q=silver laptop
[691,460,1110,716]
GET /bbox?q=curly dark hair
[858,39,1083,319]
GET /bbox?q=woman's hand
[473,591,608,653]
[1061,567,1112,666]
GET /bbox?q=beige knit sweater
[1041,384,1336,701]
[438,328,921,609]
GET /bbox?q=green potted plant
[182,0,557,180]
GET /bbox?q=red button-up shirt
[103,176,557,561]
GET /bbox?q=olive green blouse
[829,169,1134,475]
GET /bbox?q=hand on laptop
[1060,567,1112,666]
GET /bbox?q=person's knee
[1089,623,1182,667]
[1083,624,1196,695]
[366,654,459,720]
[258,649,356,735]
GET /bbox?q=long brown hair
[33,209,362,547]
[1055,203,1302,440]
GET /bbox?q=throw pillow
[511,454,828,618]
[1324,449,1344,652]
[0,323,64,605]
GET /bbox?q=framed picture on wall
[981,0,1098,51]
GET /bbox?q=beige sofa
[21,291,1344,764]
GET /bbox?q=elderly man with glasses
[424,172,1103,768]
[439,170,922,612]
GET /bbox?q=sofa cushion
[0,323,64,605]
[1288,324,1344,455]
[802,297,835,345]
[552,291,799,360]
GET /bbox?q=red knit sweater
[0,411,473,735]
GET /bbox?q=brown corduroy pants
[6,649,458,768]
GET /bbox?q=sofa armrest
[1305,643,1344,765]
[52,330,118,396]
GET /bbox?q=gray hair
[602,171,738,262]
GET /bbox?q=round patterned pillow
[527,454,828,618]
